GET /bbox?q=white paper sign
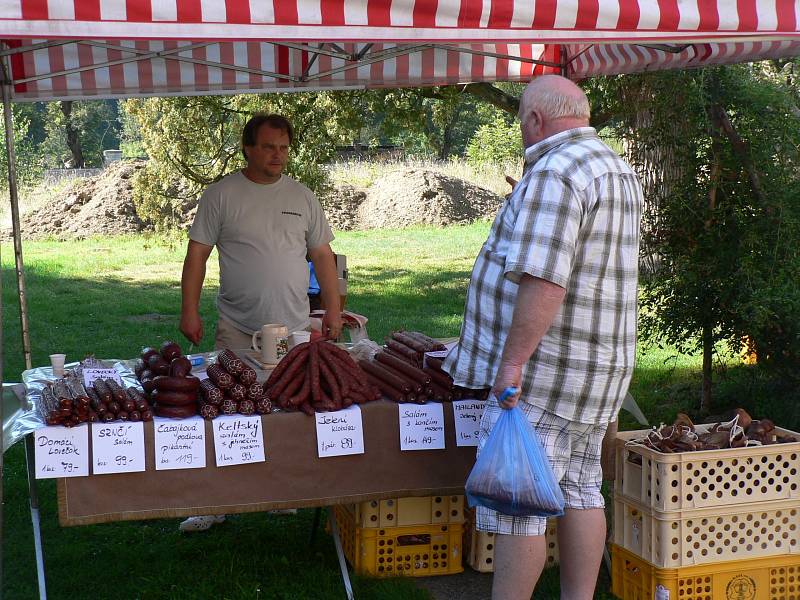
[154,416,206,470]
[399,403,446,451]
[452,399,487,447]
[213,414,265,467]
[316,405,365,458]
[92,421,146,474]
[83,367,123,388]
[34,424,90,479]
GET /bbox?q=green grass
[4,223,794,599]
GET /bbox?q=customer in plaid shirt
[443,75,642,599]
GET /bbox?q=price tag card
[154,416,206,470]
[399,403,446,451]
[91,421,146,474]
[316,405,365,458]
[212,414,265,467]
[83,367,123,388]
[452,399,487,447]
[34,424,90,479]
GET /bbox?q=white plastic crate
[464,511,558,572]
[613,494,800,568]
[338,495,465,528]
[615,426,800,512]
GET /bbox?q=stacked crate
[463,508,559,572]
[332,495,465,577]
[611,425,800,599]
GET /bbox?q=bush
[465,117,522,167]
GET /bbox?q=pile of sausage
[135,341,201,419]
[358,330,490,404]
[40,377,153,426]
[631,409,797,456]
[264,340,380,415]
[200,350,271,419]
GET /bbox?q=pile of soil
[319,184,368,231]
[8,163,502,240]
[356,169,502,230]
[7,160,148,240]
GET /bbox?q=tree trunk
[701,325,713,414]
[438,104,463,160]
[60,101,84,168]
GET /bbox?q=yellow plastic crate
[464,520,559,573]
[611,543,800,600]
[338,495,465,528]
[332,504,463,577]
[615,426,800,513]
[613,494,800,568]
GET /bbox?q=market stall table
[56,399,475,526]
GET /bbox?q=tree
[40,100,120,168]
[601,66,800,412]
[0,104,44,188]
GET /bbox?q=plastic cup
[50,353,66,377]
[289,330,312,349]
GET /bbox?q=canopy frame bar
[2,39,568,89]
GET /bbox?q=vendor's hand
[180,310,204,345]
[491,362,523,409]
[322,310,343,341]
[505,175,518,189]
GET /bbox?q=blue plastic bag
[465,404,565,517]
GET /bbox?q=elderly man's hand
[491,362,523,409]
[322,310,344,341]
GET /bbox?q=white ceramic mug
[252,324,288,364]
[288,330,311,349]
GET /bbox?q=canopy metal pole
[0,62,32,371]
[2,55,46,600]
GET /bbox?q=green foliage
[465,115,522,167]
[122,93,363,229]
[359,86,515,159]
[613,66,800,382]
[0,105,45,188]
[40,100,120,167]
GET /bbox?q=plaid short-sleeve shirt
[443,127,643,424]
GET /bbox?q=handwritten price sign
[452,399,487,447]
[212,415,265,467]
[34,423,90,479]
[315,405,364,458]
[154,416,207,470]
[92,421,146,475]
[399,403,445,451]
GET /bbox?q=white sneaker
[179,515,226,532]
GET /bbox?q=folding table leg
[328,509,354,600]
[24,433,47,600]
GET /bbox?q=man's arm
[492,274,566,408]
[307,243,343,340]
[180,240,214,345]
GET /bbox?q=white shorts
[475,399,607,536]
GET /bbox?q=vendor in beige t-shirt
[180,113,343,351]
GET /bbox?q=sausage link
[264,342,311,388]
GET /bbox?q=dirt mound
[5,163,501,239]
[357,168,502,230]
[319,184,367,231]
[8,160,148,240]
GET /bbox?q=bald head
[518,75,591,147]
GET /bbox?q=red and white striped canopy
[0,0,798,100]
